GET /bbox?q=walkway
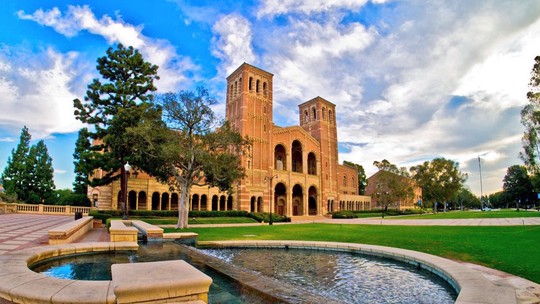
[289,216,540,226]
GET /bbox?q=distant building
[365,170,422,210]
[89,63,371,215]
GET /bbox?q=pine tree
[27,140,55,203]
[1,126,31,201]
[73,128,92,194]
[73,44,160,218]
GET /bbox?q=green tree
[454,187,480,210]
[26,140,55,203]
[73,44,160,218]
[343,161,367,194]
[410,158,467,212]
[521,56,540,173]
[73,128,92,195]
[503,165,534,210]
[132,88,249,228]
[1,126,31,201]
[371,160,414,214]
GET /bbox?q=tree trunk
[176,182,190,229]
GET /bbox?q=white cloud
[211,14,256,77]
[18,5,197,92]
[0,47,84,138]
[257,0,369,18]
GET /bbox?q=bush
[56,193,91,206]
[89,209,123,223]
[0,192,18,203]
[250,212,290,223]
[332,211,358,219]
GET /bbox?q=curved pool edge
[0,242,138,304]
[197,240,518,304]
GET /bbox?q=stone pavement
[0,214,73,254]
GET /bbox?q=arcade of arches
[120,190,234,212]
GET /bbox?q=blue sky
[1,0,540,196]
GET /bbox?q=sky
[1,0,539,196]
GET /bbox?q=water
[202,248,457,304]
[31,243,457,303]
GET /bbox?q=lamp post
[264,174,278,225]
[121,162,131,220]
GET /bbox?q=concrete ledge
[48,216,94,245]
[197,240,519,304]
[131,220,163,242]
[0,242,138,304]
[112,260,212,304]
[109,220,138,242]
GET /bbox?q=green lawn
[143,217,258,225]
[394,209,540,219]
[165,223,540,283]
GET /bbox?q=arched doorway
[171,193,178,210]
[291,140,303,173]
[227,195,233,210]
[151,192,160,210]
[250,196,256,212]
[257,196,263,212]
[192,194,199,211]
[201,195,208,211]
[308,186,318,215]
[307,152,317,175]
[274,183,287,216]
[161,193,169,211]
[212,195,218,210]
[292,184,303,216]
[138,192,147,210]
[220,195,226,210]
[128,191,137,211]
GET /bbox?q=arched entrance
[291,140,303,173]
[250,196,256,212]
[292,184,303,216]
[201,195,208,211]
[192,194,199,211]
[308,186,318,215]
[161,193,169,211]
[128,191,137,211]
[274,144,287,170]
[138,192,147,210]
[274,183,287,216]
[171,193,178,210]
[151,192,160,210]
[212,195,218,210]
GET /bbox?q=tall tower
[299,97,339,209]
[225,63,274,210]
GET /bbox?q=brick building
[364,170,422,210]
[89,63,370,216]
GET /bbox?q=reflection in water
[202,248,457,304]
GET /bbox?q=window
[322,107,326,120]
[256,80,260,93]
[263,82,267,96]
[343,175,347,186]
[304,110,309,123]
[312,107,317,120]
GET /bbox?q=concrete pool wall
[0,240,521,304]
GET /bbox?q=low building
[89,63,371,216]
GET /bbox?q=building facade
[89,63,370,216]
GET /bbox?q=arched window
[234,81,238,98]
[263,82,267,96]
[343,175,347,186]
[249,77,253,91]
[308,152,316,175]
[256,80,260,93]
[274,144,286,170]
[329,110,334,124]
[312,107,317,120]
[291,140,303,173]
[322,107,326,120]
[304,110,309,123]
[229,84,233,99]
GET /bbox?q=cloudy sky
[1,0,539,196]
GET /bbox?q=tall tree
[503,165,534,210]
[73,44,160,218]
[132,87,250,228]
[27,140,55,203]
[343,161,367,194]
[410,158,467,212]
[1,126,31,201]
[73,128,92,195]
[371,160,414,212]
[521,56,540,173]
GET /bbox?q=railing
[0,202,91,215]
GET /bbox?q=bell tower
[299,97,339,205]
[226,63,274,210]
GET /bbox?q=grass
[394,209,540,219]
[143,217,258,225]
[164,223,540,284]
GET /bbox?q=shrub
[332,211,358,219]
[250,212,290,223]
[89,209,123,223]
[56,193,91,206]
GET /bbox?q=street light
[122,162,131,220]
[264,174,278,225]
